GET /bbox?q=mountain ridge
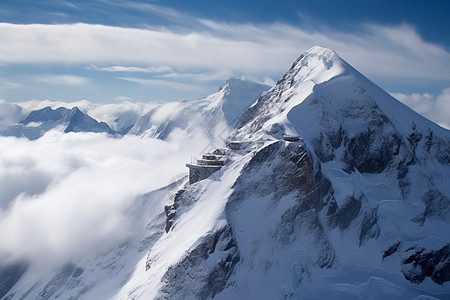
[149,46,450,298]
[1,46,449,300]
[127,78,270,141]
[0,106,114,140]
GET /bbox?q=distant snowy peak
[24,106,113,133]
[218,78,271,126]
[1,106,114,140]
[128,78,270,140]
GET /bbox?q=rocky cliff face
[146,46,450,299]
[2,47,449,299]
[229,46,450,290]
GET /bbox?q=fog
[0,128,212,264]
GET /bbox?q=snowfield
[0,46,449,299]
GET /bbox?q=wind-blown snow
[1,47,449,300]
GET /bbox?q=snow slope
[138,46,450,299]
[1,47,449,300]
[224,46,450,298]
[128,78,270,144]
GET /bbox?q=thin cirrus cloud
[117,77,205,92]
[120,1,188,21]
[32,74,90,86]
[0,22,449,84]
[0,78,22,90]
[157,70,233,82]
[88,65,172,73]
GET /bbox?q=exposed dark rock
[397,160,410,199]
[359,207,380,246]
[382,241,401,261]
[277,207,335,269]
[72,267,84,278]
[424,130,434,153]
[234,55,307,134]
[157,226,239,300]
[63,107,113,134]
[405,123,422,166]
[164,189,185,233]
[230,141,322,207]
[343,129,399,174]
[227,141,335,269]
[328,195,362,231]
[313,132,336,162]
[422,129,450,165]
[412,189,450,226]
[401,244,450,285]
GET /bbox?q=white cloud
[12,99,158,133]
[33,74,90,86]
[117,77,204,92]
[120,2,188,21]
[113,96,132,101]
[87,101,156,131]
[158,70,233,82]
[0,129,211,264]
[0,77,22,90]
[0,22,449,85]
[89,65,172,73]
[0,100,26,129]
[15,99,93,114]
[392,88,450,129]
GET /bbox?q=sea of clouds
[0,101,214,266]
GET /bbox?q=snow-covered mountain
[126,46,449,299]
[0,106,114,140]
[0,79,269,141]
[1,46,449,300]
[128,78,270,142]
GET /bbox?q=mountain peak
[12,105,114,139]
[219,77,265,92]
[217,78,271,126]
[235,45,447,143]
[286,45,349,86]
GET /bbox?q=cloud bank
[392,88,450,129]
[0,100,25,130]
[0,130,210,264]
[0,22,449,84]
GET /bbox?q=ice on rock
[2,46,449,300]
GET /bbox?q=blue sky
[0,0,450,106]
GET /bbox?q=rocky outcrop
[156,226,239,300]
[226,141,336,270]
[401,244,450,285]
[164,189,185,233]
[412,188,450,226]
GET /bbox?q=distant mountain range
[0,78,270,143]
[1,47,449,300]
[127,78,270,141]
[0,106,113,140]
